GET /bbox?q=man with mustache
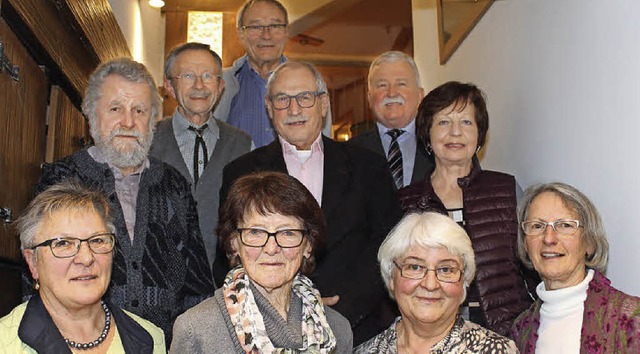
[213,0,331,148]
[151,43,252,273]
[218,61,402,345]
[349,51,433,189]
[36,58,214,345]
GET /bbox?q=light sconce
[148,0,165,8]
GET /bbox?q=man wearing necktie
[349,51,434,189]
[151,43,252,274]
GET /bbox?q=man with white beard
[35,58,214,345]
[349,51,433,190]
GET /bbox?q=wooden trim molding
[2,0,130,98]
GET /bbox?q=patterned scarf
[223,266,337,353]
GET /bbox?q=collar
[18,293,155,354]
[376,119,416,138]
[88,146,149,178]
[455,156,482,188]
[242,55,287,78]
[279,133,324,155]
[171,109,219,137]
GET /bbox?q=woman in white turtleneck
[511,182,640,353]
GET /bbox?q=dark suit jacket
[150,117,252,272]
[218,135,402,344]
[348,129,434,188]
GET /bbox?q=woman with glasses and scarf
[0,181,165,353]
[512,182,640,353]
[170,171,352,353]
[356,212,516,353]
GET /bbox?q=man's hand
[322,295,340,306]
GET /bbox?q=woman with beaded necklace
[0,180,165,353]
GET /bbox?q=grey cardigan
[170,286,353,353]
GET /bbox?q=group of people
[0,0,638,353]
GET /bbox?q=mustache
[189,89,211,99]
[382,97,405,105]
[282,116,309,125]
[108,128,144,144]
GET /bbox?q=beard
[93,127,153,169]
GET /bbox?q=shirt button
[198,160,204,164]
[131,299,139,307]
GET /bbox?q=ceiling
[163,0,413,67]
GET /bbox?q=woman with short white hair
[355,212,517,353]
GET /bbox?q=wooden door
[0,16,49,315]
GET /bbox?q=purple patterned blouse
[511,270,640,353]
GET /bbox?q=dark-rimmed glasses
[237,228,307,248]
[241,24,287,36]
[393,261,463,283]
[29,233,115,259]
[269,91,326,110]
[170,73,221,85]
[522,219,582,236]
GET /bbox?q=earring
[34,279,40,291]
[475,145,482,154]
[426,143,433,156]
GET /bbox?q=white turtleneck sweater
[535,269,594,354]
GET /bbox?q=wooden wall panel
[162,11,189,117]
[45,86,89,163]
[0,17,49,260]
[222,12,244,67]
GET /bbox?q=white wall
[108,0,165,85]
[412,0,640,296]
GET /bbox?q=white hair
[378,212,476,300]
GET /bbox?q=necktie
[387,129,405,189]
[188,124,209,185]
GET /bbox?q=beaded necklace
[64,300,111,350]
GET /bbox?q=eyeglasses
[237,228,307,248]
[521,219,582,236]
[241,24,287,36]
[269,91,326,110]
[170,73,221,85]
[393,261,463,283]
[30,233,116,259]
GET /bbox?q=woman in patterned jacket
[512,182,640,353]
[356,212,517,353]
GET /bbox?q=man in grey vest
[151,43,252,273]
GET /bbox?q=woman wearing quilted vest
[512,182,640,353]
[398,81,536,336]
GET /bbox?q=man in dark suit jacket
[151,43,252,273]
[349,51,434,188]
[217,61,402,345]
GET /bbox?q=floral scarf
[223,266,337,353]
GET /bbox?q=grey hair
[164,42,222,79]
[378,212,476,301]
[266,61,328,97]
[237,0,289,28]
[83,58,162,140]
[517,182,609,273]
[368,51,422,89]
[16,180,115,251]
